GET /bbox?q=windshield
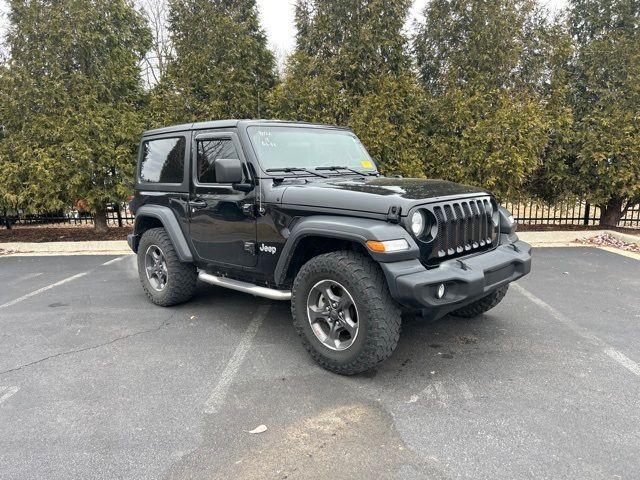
[247,126,376,173]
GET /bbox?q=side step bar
[198,272,292,301]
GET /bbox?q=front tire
[451,285,509,318]
[291,251,401,375]
[137,227,197,307]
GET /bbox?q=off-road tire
[451,285,509,318]
[291,251,401,375]
[137,227,197,307]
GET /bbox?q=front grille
[429,197,497,262]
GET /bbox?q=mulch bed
[576,233,640,254]
[0,226,132,243]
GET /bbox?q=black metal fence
[502,199,640,227]
[4,199,640,228]
[6,203,135,228]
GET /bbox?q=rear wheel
[137,227,197,306]
[451,285,509,318]
[291,251,401,375]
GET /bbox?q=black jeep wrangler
[128,120,531,375]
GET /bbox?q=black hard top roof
[142,119,348,137]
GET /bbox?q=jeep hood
[278,177,490,215]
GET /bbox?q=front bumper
[381,238,531,318]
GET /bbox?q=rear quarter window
[139,137,186,184]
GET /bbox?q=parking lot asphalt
[0,247,639,480]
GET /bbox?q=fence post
[116,203,123,228]
[583,202,590,226]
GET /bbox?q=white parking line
[17,272,43,282]
[0,271,89,310]
[0,386,20,404]
[604,349,640,377]
[204,303,271,414]
[512,283,640,378]
[0,256,129,310]
[102,255,129,266]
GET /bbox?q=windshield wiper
[266,167,328,178]
[315,166,377,176]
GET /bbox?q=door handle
[190,199,208,209]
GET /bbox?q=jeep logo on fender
[259,243,276,255]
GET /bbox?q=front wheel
[291,251,401,375]
[451,285,509,318]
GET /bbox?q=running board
[198,272,291,301]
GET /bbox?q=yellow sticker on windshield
[361,160,373,169]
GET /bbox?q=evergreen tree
[270,0,424,176]
[568,0,640,226]
[151,0,277,125]
[0,0,151,231]
[349,73,426,177]
[526,18,576,203]
[414,0,556,198]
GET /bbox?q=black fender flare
[274,215,420,285]
[132,205,193,262]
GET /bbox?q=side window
[197,138,239,184]
[140,137,185,184]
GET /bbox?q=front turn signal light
[366,239,410,253]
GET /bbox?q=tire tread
[291,251,401,375]
[138,227,197,307]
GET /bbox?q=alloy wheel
[144,245,168,291]
[306,279,359,351]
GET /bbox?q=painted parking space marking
[0,256,130,310]
[512,283,640,378]
[0,271,89,310]
[204,303,272,414]
[604,348,640,377]
[102,255,129,266]
[0,386,20,405]
[17,272,43,282]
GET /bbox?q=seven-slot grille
[431,197,496,259]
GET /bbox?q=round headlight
[410,211,425,237]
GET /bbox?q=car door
[188,131,258,267]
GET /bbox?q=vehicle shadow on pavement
[163,284,508,480]
[186,281,506,387]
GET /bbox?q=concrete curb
[517,230,609,246]
[0,240,131,256]
[1,230,638,256]
[515,230,639,248]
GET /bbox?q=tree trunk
[1,209,10,230]
[93,206,109,233]
[598,197,624,227]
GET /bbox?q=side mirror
[215,158,243,184]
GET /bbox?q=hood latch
[386,205,402,224]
